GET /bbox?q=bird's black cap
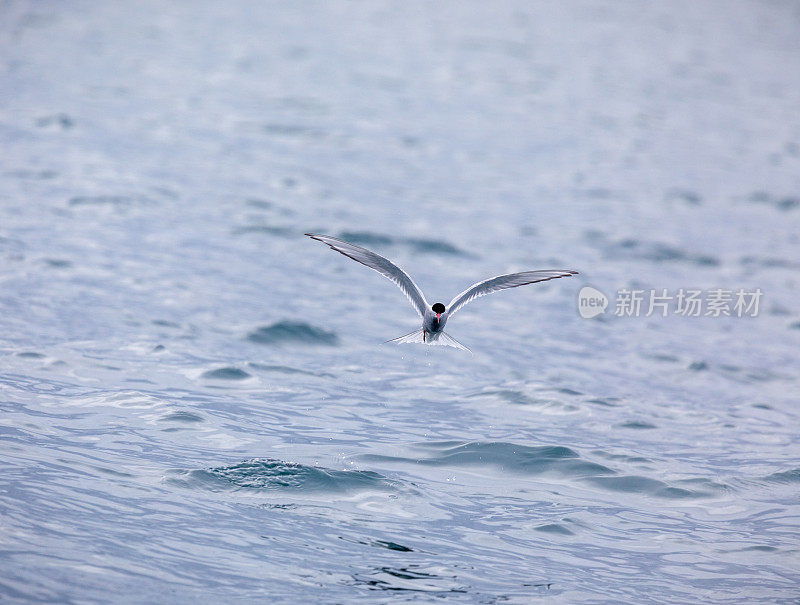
[432,302,446,313]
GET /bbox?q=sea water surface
[2,1,800,602]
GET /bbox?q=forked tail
[432,331,473,353]
[385,329,472,353]
[385,328,426,345]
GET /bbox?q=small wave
[585,475,723,499]
[404,237,470,257]
[586,232,719,266]
[360,441,615,478]
[587,398,620,407]
[746,191,799,212]
[619,421,657,430]
[6,168,58,180]
[337,231,395,246]
[646,353,680,364]
[611,239,719,266]
[372,540,413,552]
[246,198,273,209]
[160,411,204,423]
[325,231,470,258]
[247,321,338,346]
[340,536,414,552]
[763,468,800,484]
[738,545,779,553]
[68,194,154,207]
[468,389,582,414]
[361,441,725,499]
[152,319,181,328]
[261,123,326,139]
[248,363,333,377]
[167,459,399,494]
[534,523,575,536]
[740,256,800,270]
[351,565,467,593]
[92,466,135,478]
[201,367,252,380]
[36,113,74,129]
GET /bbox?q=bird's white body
[306,233,577,352]
[422,308,447,336]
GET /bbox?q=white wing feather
[306,233,429,317]
[446,270,578,317]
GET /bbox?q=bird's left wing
[305,233,429,317]
[446,270,578,317]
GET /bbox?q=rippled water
[2,1,800,602]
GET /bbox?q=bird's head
[432,302,446,322]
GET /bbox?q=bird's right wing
[446,270,578,317]
[306,233,429,317]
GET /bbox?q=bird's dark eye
[432,303,446,313]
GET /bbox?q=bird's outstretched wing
[305,233,429,317]
[446,270,578,317]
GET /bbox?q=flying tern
[306,233,578,352]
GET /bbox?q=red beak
[436,313,441,322]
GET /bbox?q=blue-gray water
[2,1,800,602]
